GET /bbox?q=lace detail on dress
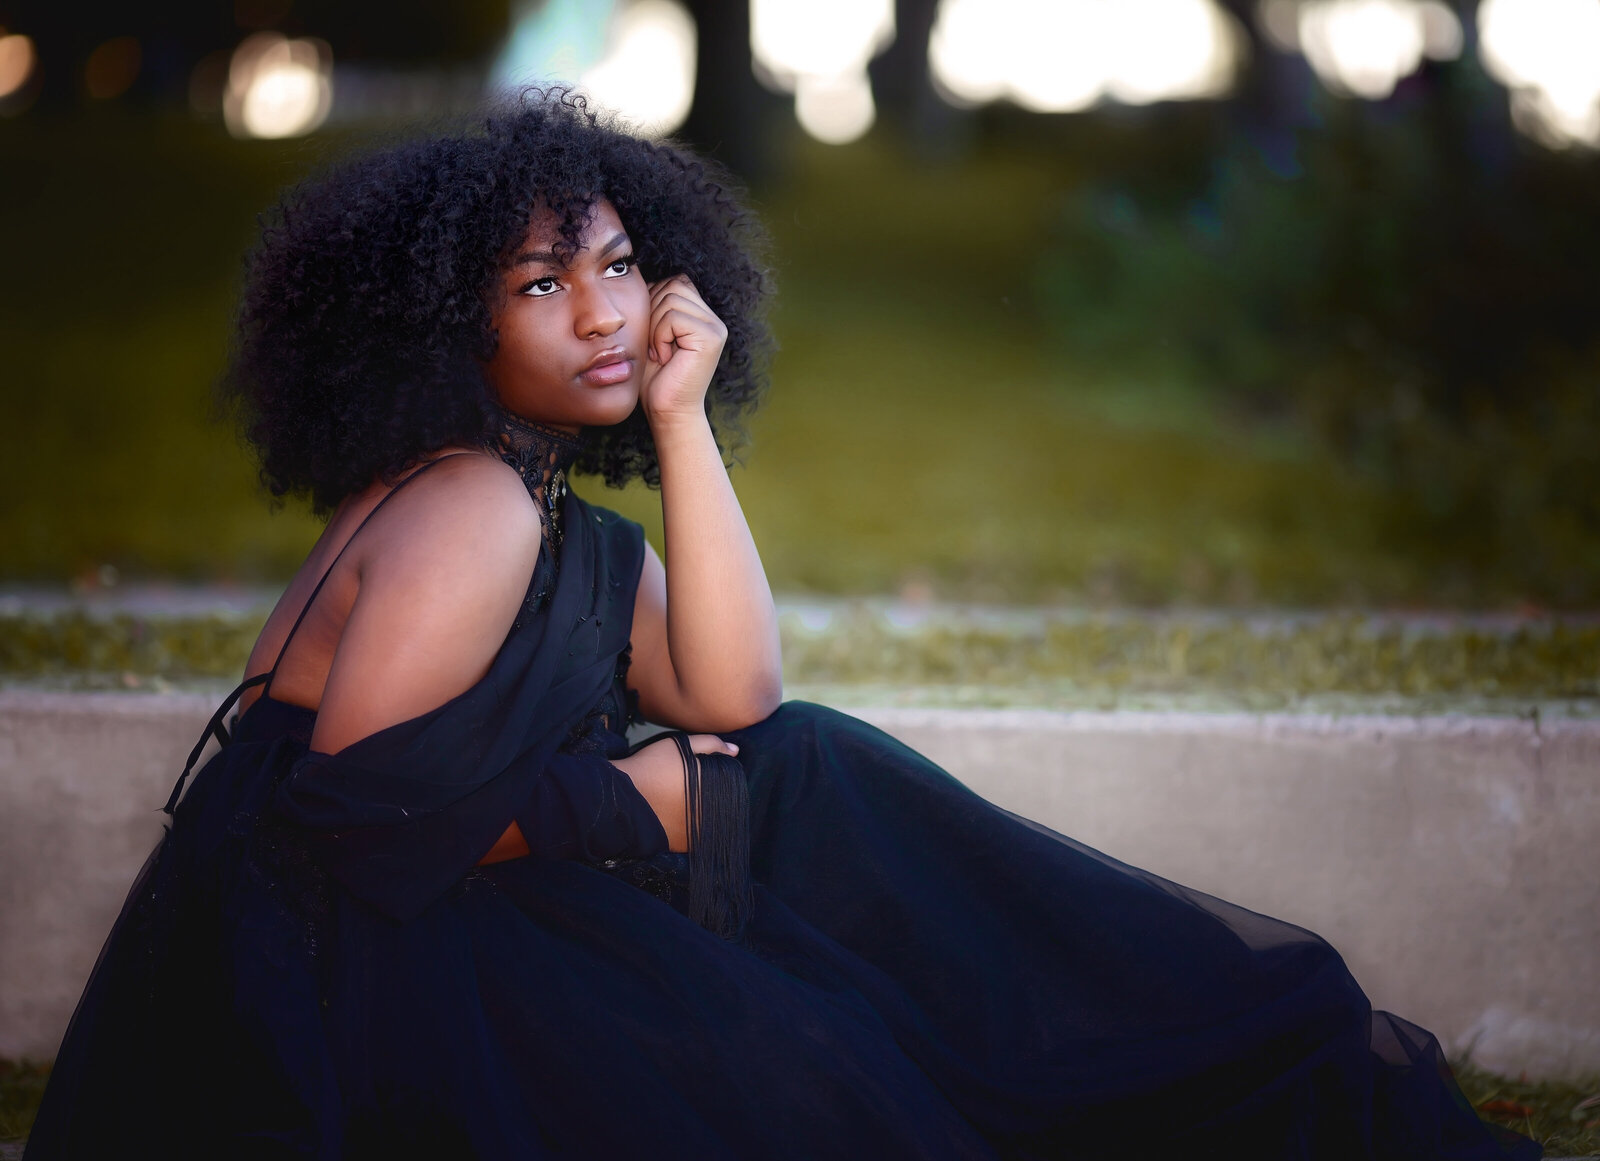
[562,700,617,755]
[599,851,690,907]
[614,642,642,730]
[493,408,585,614]
[492,408,583,562]
[561,645,638,755]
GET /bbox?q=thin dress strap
[261,453,470,697]
[162,453,472,815]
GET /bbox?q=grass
[3,603,1596,715]
[0,111,333,582]
[776,605,1600,713]
[600,136,1428,607]
[1455,1061,1600,1157]
[3,112,1579,608]
[0,1060,46,1143]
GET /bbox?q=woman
[25,92,1538,1160]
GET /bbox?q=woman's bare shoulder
[360,451,539,561]
[310,452,542,753]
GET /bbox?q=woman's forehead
[510,199,627,269]
[519,197,622,246]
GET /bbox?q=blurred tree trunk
[869,0,973,159]
[678,0,786,183]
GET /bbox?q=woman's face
[486,198,651,431]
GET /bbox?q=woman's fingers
[650,296,715,332]
[650,287,708,314]
[648,307,724,364]
[648,272,702,304]
[648,307,693,362]
[646,277,722,349]
[648,285,717,327]
[685,733,738,757]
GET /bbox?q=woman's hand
[611,733,739,852]
[637,274,728,426]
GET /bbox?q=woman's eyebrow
[513,232,631,268]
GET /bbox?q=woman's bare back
[238,452,542,754]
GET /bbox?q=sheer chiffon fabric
[24,494,1538,1160]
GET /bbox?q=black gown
[24,450,1539,1159]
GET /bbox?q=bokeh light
[750,0,894,84]
[494,0,611,88]
[493,0,696,137]
[1478,0,1600,148]
[84,36,142,100]
[223,32,332,140]
[580,0,697,136]
[928,0,1243,115]
[1294,0,1462,99]
[750,0,892,144]
[187,49,231,117]
[794,72,876,144]
[1257,0,1304,49]
[0,31,37,102]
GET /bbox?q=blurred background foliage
[1041,96,1600,607]
[0,0,1597,611]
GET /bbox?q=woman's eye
[520,276,560,298]
[605,254,638,277]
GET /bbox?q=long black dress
[24,437,1539,1160]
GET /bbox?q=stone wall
[2,691,1596,1078]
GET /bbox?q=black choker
[492,410,583,557]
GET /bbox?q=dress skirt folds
[23,496,1539,1160]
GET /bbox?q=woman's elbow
[747,675,785,724]
[706,675,783,732]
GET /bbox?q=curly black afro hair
[220,89,774,515]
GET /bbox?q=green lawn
[0,112,1583,608]
[4,602,1595,715]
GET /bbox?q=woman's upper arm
[626,540,681,727]
[310,460,542,755]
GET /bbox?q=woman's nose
[574,282,626,338]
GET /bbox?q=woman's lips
[579,349,633,386]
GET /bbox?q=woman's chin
[500,384,639,431]
[576,383,643,428]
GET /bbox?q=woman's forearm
[651,410,782,726]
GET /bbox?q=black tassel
[671,734,753,941]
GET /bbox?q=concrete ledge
[2,692,1597,1080]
